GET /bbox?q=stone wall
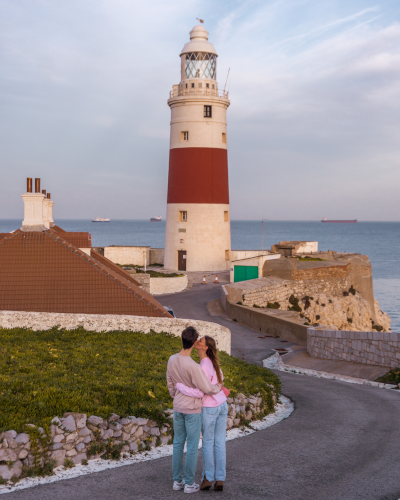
[0,311,231,354]
[150,248,164,265]
[307,328,400,368]
[0,391,273,481]
[129,272,150,292]
[291,265,348,281]
[104,246,151,266]
[225,276,351,310]
[150,275,188,295]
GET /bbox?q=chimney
[21,177,45,231]
[43,190,54,229]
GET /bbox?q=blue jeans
[202,402,228,482]
[172,411,202,486]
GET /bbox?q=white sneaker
[184,482,200,494]
[173,480,185,491]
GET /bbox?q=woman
[176,335,228,492]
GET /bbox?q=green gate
[234,266,258,283]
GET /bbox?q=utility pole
[262,219,264,252]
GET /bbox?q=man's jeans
[172,411,202,486]
[202,402,228,482]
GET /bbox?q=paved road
[9,284,400,500]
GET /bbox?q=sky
[0,0,399,221]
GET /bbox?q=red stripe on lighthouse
[167,148,229,204]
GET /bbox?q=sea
[1,219,399,331]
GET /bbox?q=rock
[121,445,129,453]
[143,425,150,432]
[18,449,28,459]
[76,443,85,452]
[227,398,233,404]
[245,411,252,420]
[8,439,17,449]
[51,450,66,466]
[233,419,240,427]
[149,427,160,436]
[135,418,148,426]
[226,418,233,430]
[51,416,61,425]
[62,415,76,432]
[15,433,30,445]
[122,432,130,441]
[66,449,77,457]
[53,434,64,444]
[110,423,122,431]
[129,425,138,435]
[79,427,90,437]
[51,443,64,450]
[76,415,87,429]
[0,448,17,462]
[129,442,138,452]
[0,460,22,480]
[66,432,78,443]
[102,429,113,440]
[88,415,103,426]
[120,418,130,426]
[134,427,143,439]
[108,413,120,422]
[4,430,17,440]
[148,420,158,427]
[63,443,74,451]
[160,435,170,445]
[72,452,87,465]
[160,427,168,434]
[113,430,122,438]
[83,436,92,444]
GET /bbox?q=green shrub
[81,459,88,466]
[64,458,75,469]
[377,369,400,385]
[267,302,280,309]
[349,285,357,295]
[232,319,238,322]
[236,301,243,305]
[253,304,261,308]
[288,295,302,312]
[347,318,352,323]
[372,324,383,332]
[343,291,349,297]
[0,328,280,433]
[295,257,327,261]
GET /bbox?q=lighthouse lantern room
[164,22,231,272]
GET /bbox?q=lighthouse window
[181,131,189,142]
[206,83,209,88]
[185,52,216,80]
[191,83,195,88]
[224,211,229,222]
[222,133,227,144]
[180,211,188,221]
[204,105,212,118]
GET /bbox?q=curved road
[8,284,400,500]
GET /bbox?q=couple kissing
[166,326,229,494]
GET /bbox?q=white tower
[164,23,231,272]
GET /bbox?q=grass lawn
[0,328,281,433]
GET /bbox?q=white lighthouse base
[164,203,231,272]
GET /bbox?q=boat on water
[321,217,357,223]
[92,217,110,222]
[150,216,162,222]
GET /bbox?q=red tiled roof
[50,226,91,248]
[0,233,11,241]
[90,249,141,287]
[0,229,170,318]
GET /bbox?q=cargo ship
[321,217,357,223]
[150,216,162,222]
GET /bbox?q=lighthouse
[164,22,231,272]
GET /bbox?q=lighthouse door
[178,251,187,271]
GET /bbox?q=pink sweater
[177,357,227,408]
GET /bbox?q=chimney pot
[42,189,46,196]
[47,193,51,199]
[27,178,32,193]
[35,178,41,193]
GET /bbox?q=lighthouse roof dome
[180,23,217,57]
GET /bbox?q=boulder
[88,415,103,426]
[0,448,17,462]
[51,449,66,467]
[4,430,17,440]
[0,460,22,480]
[15,433,30,445]
[72,452,87,465]
[62,415,76,433]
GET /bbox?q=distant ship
[321,217,357,223]
[150,216,162,222]
[92,217,110,222]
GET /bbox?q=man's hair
[181,326,199,350]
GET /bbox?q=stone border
[263,352,398,390]
[0,396,293,495]
[150,275,188,295]
[0,311,231,354]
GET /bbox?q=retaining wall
[104,246,150,266]
[0,311,231,354]
[150,248,164,265]
[150,275,188,295]
[307,328,400,368]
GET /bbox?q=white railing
[169,87,229,99]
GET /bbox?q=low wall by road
[0,311,231,354]
[150,275,188,295]
[223,296,308,345]
[307,328,400,368]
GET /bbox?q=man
[167,326,222,494]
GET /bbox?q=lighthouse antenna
[224,68,230,93]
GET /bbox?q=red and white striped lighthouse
[164,22,231,272]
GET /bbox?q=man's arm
[176,382,204,399]
[192,364,221,395]
[166,365,176,398]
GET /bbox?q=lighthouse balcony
[169,84,229,101]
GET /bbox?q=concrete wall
[150,275,188,295]
[223,298,308,345]
[164,203,231,272]
[230,253,281,282]
[150,248,164,265]
[104,246,150,266]
[307,328,400,368]
[0,310,231,354]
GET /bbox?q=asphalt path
[8,284,400,500]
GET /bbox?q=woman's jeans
[172,411,202,486]
[202,402,228,482]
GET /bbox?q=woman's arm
[176,382,204,399]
